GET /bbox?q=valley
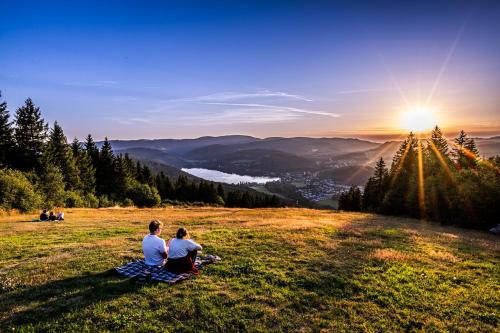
[104,135,500,207]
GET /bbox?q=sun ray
[389,137,412,186]
[417,140,426,218]
[424,23,466,108]
[427,140,455,181]
[377,52,411,108]
[342,133,408,186]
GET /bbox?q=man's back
[142,234,167,266]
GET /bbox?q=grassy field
[0,208,498,332]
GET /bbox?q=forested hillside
[339,127,500,229]
[0,95,282,211]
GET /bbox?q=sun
[400,107,436,132]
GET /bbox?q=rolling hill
[1,208,498,332]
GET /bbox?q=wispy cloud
[181,108,303,125]
[173,89,313,102]
[202,102,340,118]
[134,89,336,126]
[112,95,138,103]
[63,80,118,88]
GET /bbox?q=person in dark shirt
[39,210,49,221]
[49,211,56,221]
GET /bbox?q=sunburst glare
[400,107,437,132]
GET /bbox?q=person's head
[43,209,47,213]
[148,220,163,235]
[176,227,189,239]
[49,211,54,215]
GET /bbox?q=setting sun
[400,107,436,132]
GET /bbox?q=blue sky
[1,1,499,140]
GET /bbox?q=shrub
[121,198,134,207]
[37,164,66,208]
[65,191,84,208]
[126,183,161,207]
[85,193,99,208]
[98,195,114,208]
[0,168,42,212]
[215,195,225,206]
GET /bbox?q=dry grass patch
[371,248,412,261]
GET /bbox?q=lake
[181,168,280,184]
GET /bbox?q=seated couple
[142,220,202,274]
[39,210,64,221]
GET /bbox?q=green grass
[317,199,339,209]
[0,208,498,332]
[249,185,287,199]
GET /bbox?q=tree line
[0,93,282,211]
[338,126,500,229]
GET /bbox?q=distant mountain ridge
[97,135,500,183]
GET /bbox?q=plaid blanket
[115,255,221,284]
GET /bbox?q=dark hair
[149,220,163,233]
[176,227,188,239]
[43,209,47,213]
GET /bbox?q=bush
[215,195,225,206]
[84,193,99,208]
[65,191,85,208]
[37,164,66,208]
[0,169,42,212]
[121,198,134,207]
[126,183,161,208]
[98,195,114,208]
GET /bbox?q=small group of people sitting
[39,210,64,222]
[142,220,202,274]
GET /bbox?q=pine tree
[95,137,115,196]
[429,126,449,155]
[361,157,388,210]
[391,132,418,171]
[339,186,362,211]
[217,183,225,198]
[240,191,253,208]
[464,136,480,168]
[362,177,377,210]
[70,137,96,193]
[374,157,388,189]
[123,153,137,178]
[452,130,479,169]
[175,174,190,201]
[71,137,81,156]
[84,134,99,169]
[13,98,48,171]
[135,161,143,182]
[141,164,154,186]
[38,157,67,208]
[113,154,130,200]
[426,126,452,172]
[383,132,419,216]
[45,122,80,190]
[225,191,241,207]
[0,92,14,167]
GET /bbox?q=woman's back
[167,238,202,259]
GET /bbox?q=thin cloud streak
[202,102,341,118]
[172,90,313,102]
[182,108,303,125]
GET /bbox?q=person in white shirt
[165,228,202,274]
[142,220,168,266]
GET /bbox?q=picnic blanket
[115,255,221,284]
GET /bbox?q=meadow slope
[0,208,498,332]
